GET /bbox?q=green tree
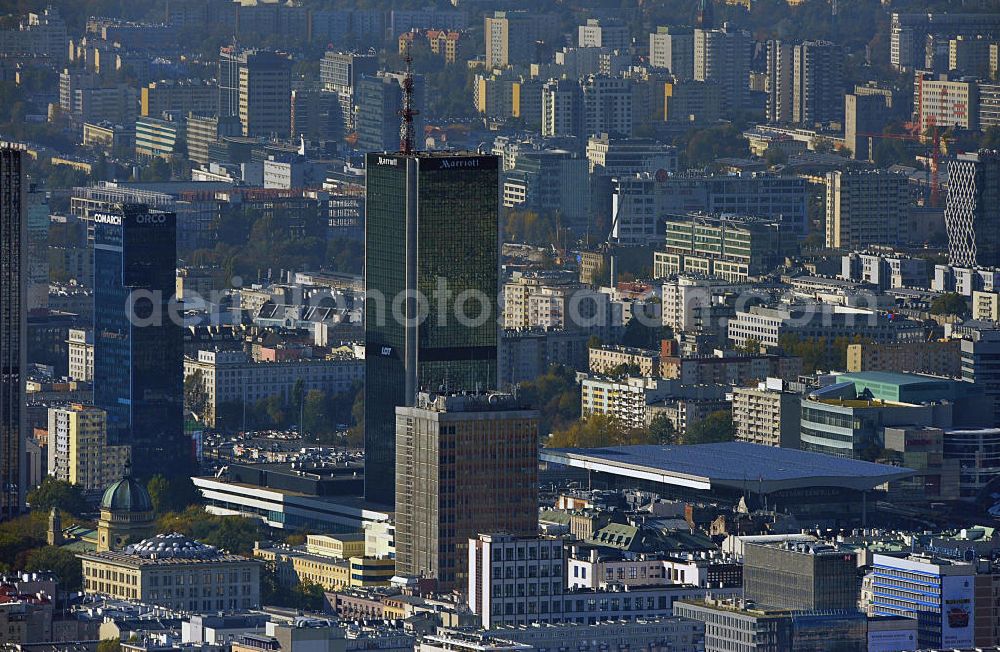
[683,411,735,445]
[763,146,788,166]
[518,365,581,435]
[647,413,678,445]
[148,475,200,515]
[302,390,331,438]
[184,370,208,417]
[97,640,122,652]
[26,478,89,516]
[929,292,969,317]
[24,546,83,591]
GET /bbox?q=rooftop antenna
[399,42,419,155]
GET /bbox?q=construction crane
[857,119,950,207]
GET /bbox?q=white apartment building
[47,404,129,491]
[731,379,802,448]
[580,376,675,429]
[727,305,924,349]
[183,349,363,426]
[68,328,94,382]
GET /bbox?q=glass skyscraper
[364,151,500,504]
[0,148,25,518]
[93,203,186,479]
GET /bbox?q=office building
[732,379,801,448]
[656,214,788,282]
[220,48,292,138]
[183,349,362,428]
[93,204,184,479]
[728,305,924,350]
[140,80,217,118]
[194,462,391,533]
[825,170,909,250]
[676,598,867,652]
[290,88,341,142]
[612,172,808,244]
[867,553,976,649]
[846,340,961,377]
[364,151,500,504]
[46,404,128,492]
[79,532,261,610]
[185,113,241,165]
[915,74,978,132]
[960,328,1000,425]
[395,393,538,590]
[694,24,751,109]
[586,135,677,177]
[649,26,693,79]
[845,92,892,162]
[355,72,425,153]
[0,148,24,518]
[744,541,857,611]
[502,150,590,230]
[943,429,1000,499]
[581,75,634,138]
[800,371,988,458]
[252,537,393,591]
[840,251,928,291]
[469,533,739,630]
[946,151,1000,268]
[135,115,185,160]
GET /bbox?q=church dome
[100,471,153,513]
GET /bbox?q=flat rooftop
[540,442,915,493]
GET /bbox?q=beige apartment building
[846,340,961,377]
[47,404,128,491]
[732,380,802,448]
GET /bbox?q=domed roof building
[77,532,261,611]
[96,465,155,552]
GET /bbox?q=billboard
[941,574,974,648]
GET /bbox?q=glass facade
[93,204,185,479]
[0,148,24,517]
[364,152,499,504]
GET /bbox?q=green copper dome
[100,469,153,513]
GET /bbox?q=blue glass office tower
[93,204,186,478]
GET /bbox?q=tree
[929,292,969,317]
[763,146,788,166]
[26,478,88,516]
[302,390,331,438]
[97,640,122,652]
[517,365,581,435]
[148,475,199,515]
[648,413,678,445]
[184,370,208,418]
[683,411,735,445]
[24,546,82,591]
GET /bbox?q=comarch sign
[92,212,122,226]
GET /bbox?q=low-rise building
[655,214,789,282]
[846,340,961,377]
[253,540,393,591]
[183,349,363,427]
[588,344,660,377]
[79,533,261,611]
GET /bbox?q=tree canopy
[26,478,89,516]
